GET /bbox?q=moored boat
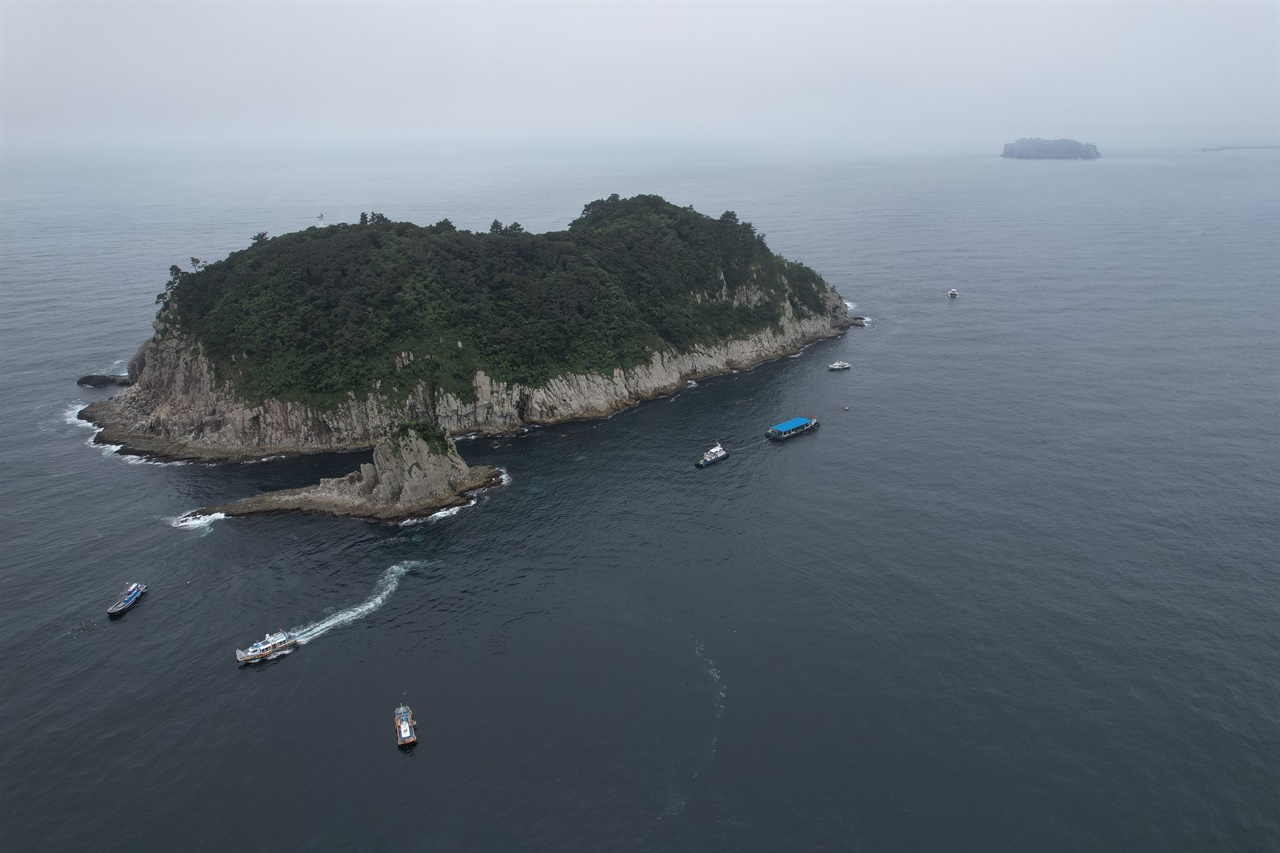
[766,416,820,441]
[107,582,146,617]
[828,361,851,371]
[695,442,729,468]
[395,704,417,747]
[235,629,298,663]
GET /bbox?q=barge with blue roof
[766,416,820,441]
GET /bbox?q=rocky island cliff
[1002,138,1101,159]
[82,195,852,520]
[82,194,852,464]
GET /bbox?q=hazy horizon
[3,1,1277,155]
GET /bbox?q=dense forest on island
[157,195,837,407]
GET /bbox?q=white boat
[948,289,958,298]
[828,361,851,371]
[695,442,728,468]
[235,629,298,663]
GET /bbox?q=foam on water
[293,561,423,644]
[398,499,477,527]
[168,512,225,530]
[63,402,94,429]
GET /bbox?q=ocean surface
[1,141,1276,851]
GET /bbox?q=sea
[1,140,1276,852]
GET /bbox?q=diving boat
[395,704,417,747]
[766,416,820,441]
[828,361,851,371]
[695,442,729,468]
[107,582,146,617]
[235,629,298,663]
[948,289,958,298]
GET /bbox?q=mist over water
[1,145,1276,851]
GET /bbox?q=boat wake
[694,639,728,756]
[293,561,423,645]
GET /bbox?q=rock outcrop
[77,374,133,387]
[80,290,851,462]
[201,428,503,522]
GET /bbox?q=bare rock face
[202,429,503,522]
[80,289,852,461]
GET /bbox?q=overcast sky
[2,1,1276,152]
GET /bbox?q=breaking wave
[168,512,225,530]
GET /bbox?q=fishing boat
[828,361,851,371]
[107,582,146,617]
[948,289,958,298]
[395,704,417,747]
[235,629,298,663]
[695,442,729,468]
[766,416,820,441]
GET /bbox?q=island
[82,194,854,521]
[1001,138,1101,160]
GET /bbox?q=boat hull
[395,706,417,747]
[107,584,146,617]
[766,419,820,441]
[235,631,299,663]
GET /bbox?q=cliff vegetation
[157,195,836,409]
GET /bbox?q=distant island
[1002,138,1101,160]
[1200,146,1280,153]
[81,194,854,521]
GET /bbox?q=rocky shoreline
[79,291,851,521]
[79,293,851,463]
[197,429,504,523]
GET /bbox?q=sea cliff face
[81,292,850,461]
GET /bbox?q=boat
[766,416,820,441]
[695,442,729,468]
[235,629,298,663]
[107,582,146,617]
[948,289,958,298]
[828,361,851,371]
[395,704,417,747]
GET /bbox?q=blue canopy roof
[769,417,813,432]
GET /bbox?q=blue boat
[766,416,820,441]
[107,582,146,617]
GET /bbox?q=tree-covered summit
[158,194,838,407]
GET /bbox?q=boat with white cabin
[828,361,851,371]
[948,289,958,298]
[695,442,729,468]
[235,629,298,663]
